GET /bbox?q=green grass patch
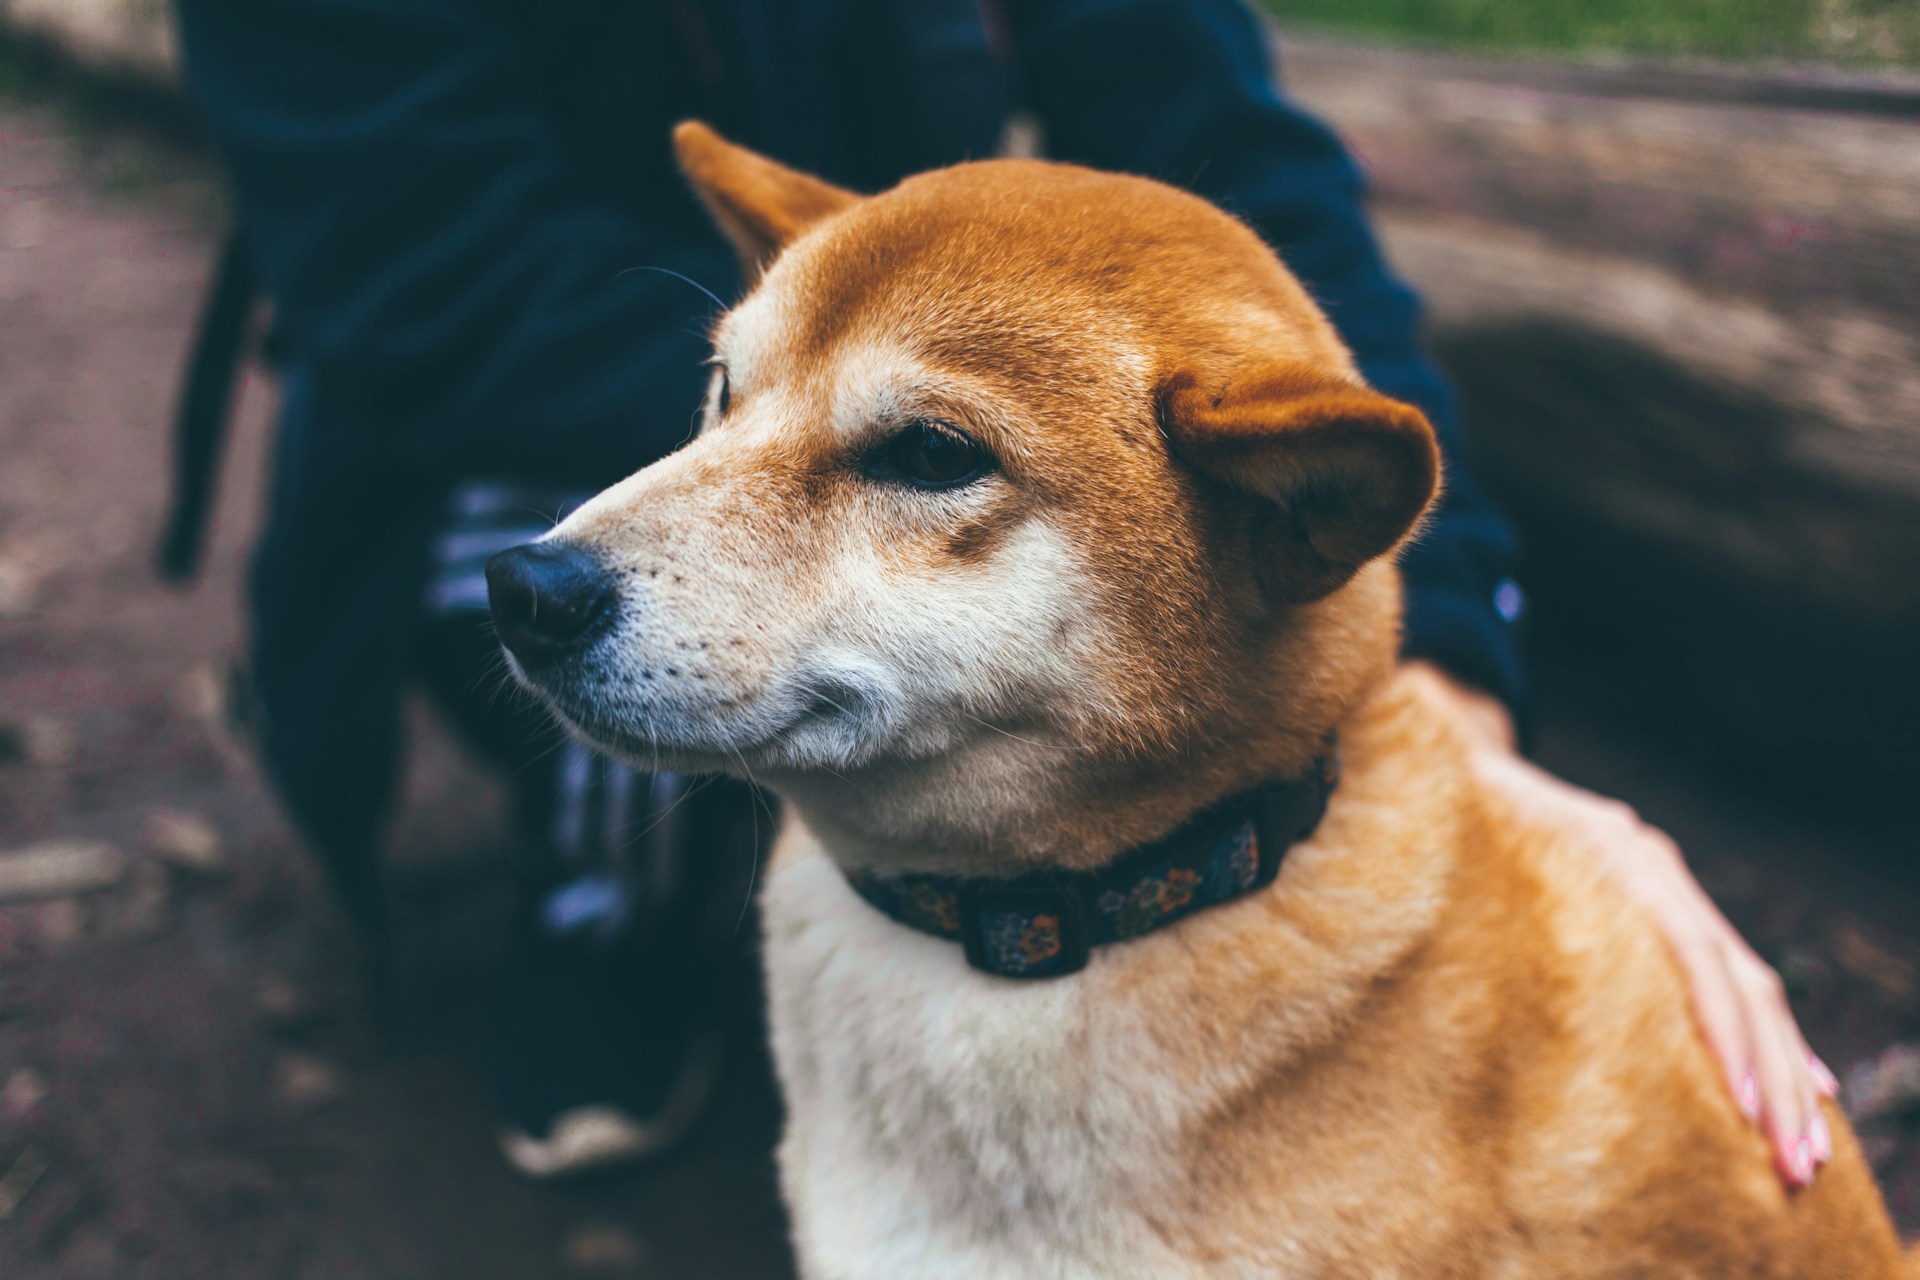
[1264,0,1920,67]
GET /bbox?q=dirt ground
[1,95,1918,1279]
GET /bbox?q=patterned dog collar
[842,749,1339,980]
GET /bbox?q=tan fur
[514,123,1911,1276]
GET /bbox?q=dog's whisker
[616,263,728,313]
[960,711,1066,753]
[726,743,774,934]
[607,772,714,859]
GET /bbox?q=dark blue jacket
[175,0,1522,896]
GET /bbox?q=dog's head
[490,123,1437,872]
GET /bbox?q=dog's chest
[761,851,1210,1280]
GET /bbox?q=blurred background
[0,1,1915,1276]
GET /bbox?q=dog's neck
[766,576,1403,879]
[771,738,1312,879]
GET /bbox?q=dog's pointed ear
[673,120,860,284]
[1161,364,1440,605]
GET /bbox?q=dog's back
[1443,751,1905,1278]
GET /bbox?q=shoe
[496,1027,723,1179]
[490,904,725,1181]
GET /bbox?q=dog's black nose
[486,541,616,666]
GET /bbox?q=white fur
[762,831,1212,1280]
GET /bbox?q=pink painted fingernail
[1811,1055,1840,1098]
[1810,1113,1833,1165]
[1738,1072,1761,1121]
[1790,1137,1815,1186]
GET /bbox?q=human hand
[1403,662,1838,1187]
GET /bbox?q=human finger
[1734,944,1819,1185]
[1671,928,1763,1124]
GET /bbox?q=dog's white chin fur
[523,659,938,777]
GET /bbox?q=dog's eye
[874,421,995,490]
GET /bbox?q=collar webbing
[842,748,1339,980]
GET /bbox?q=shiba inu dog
[488,121,1911,1277]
